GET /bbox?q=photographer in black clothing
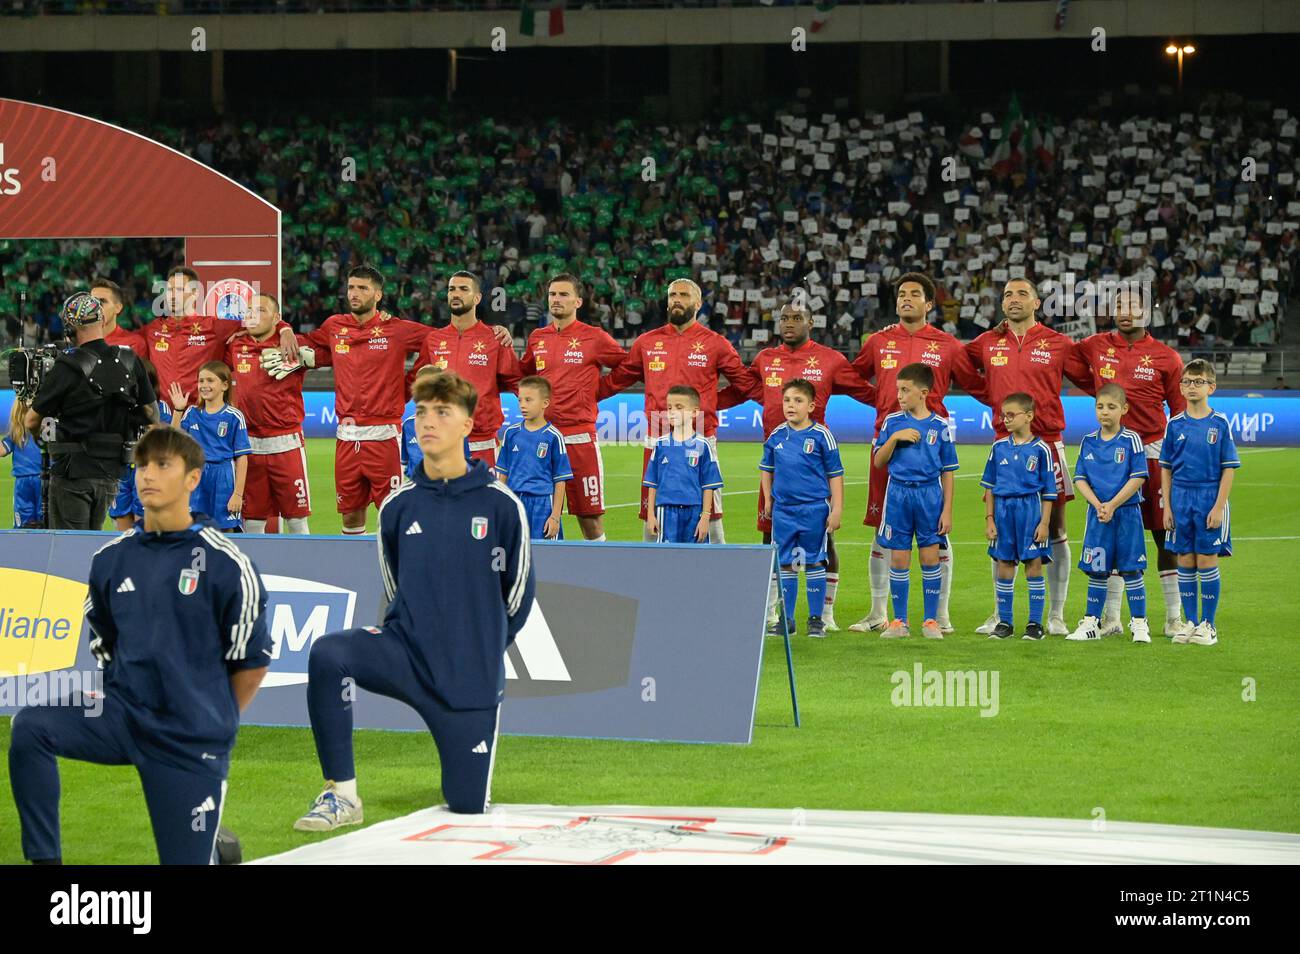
[23,293,158,529]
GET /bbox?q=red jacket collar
[1104,329,1151,348]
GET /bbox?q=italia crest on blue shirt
[686,451,700,468]
[927,430,938,445]
[1115,447,1125,464]
[536,443,548,459]
[1207,428,1218,445]
[178,568,199,596]
[471,516,488,539]
[1025,455,1038,472]
[803,438,815,454]
[218,421,228,438]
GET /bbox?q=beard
[350,299,375,315]
[449,300,475,318]
[668,303,696,326]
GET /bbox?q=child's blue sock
[889,566,910,622]
[806,566,827,619]
[921,563,941,621]
[1199,567,1220,625]
[1123,572,1146,618]
[1026,573,1046,624]
[1086,573,1108,618]
[780,570,799,625]
[995,577,1015,625]
[1178,568,1198,624]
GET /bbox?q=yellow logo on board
[0,569,87,676]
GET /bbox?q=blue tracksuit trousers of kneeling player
[307,459,535,814]
[9,695,228,865]
[308,627,502,814]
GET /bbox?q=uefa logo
[204,277,256,322]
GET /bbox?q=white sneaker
[937,617,955,634]
[1066,616,1102,641]
[294,781,364,832]
[821,610,840,633]
[974,613,999,635]
[1171,621,1194,645]
[1165,618,1190,639]
[1098,615,1124,638]
[1047,616,1070,637]
[1189,621,1218,646]
[848,613,888,633]
[1130,618,1151,644]
[766,606,780,627]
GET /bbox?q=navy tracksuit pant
[8,695,228,864]
[307,627,500,814]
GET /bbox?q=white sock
[1048,540,1071,619]
[1103,573,1123,620]
[593,533,607,542]
[244,518,267,534]
[708,520,726,544]
[869,548,889,618]
[342,525,368,535]
[824,572,839,616]
[1159,570,1180,621]
[767,573,780,618]
[937,540,953,620]
[642,523,656,542]
[286,517,310,535]
[333,778,358,802]
[990,559,1001,616]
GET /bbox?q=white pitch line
[604,480,869,509]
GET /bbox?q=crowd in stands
[3,91,1296,362]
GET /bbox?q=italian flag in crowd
[521,1,566,38]
[811,2,838,33]
[1028,117,1057,168]
[990,92,1024,177]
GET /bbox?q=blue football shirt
[876,410,958,483]
[179,404,251,464]
[1159,410,1241,486]
[1074,428,1147,506]
[1,434,41,478]
[496,422,573,497]
[760,422,844,504]
[643,433,723,506]
[980,436,1058,499]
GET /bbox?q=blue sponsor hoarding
[0,533,775,745]
[3,388,1298,445]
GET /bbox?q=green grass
[2,440,1298,863]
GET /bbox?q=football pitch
[1,440,1298,863]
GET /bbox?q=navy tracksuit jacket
[8,520,271,864]
[307,459,535,813]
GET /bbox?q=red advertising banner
[0,99,281,304]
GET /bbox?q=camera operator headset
[24,292,158,530]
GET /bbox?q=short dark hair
[91,277,123,305]
[779,299,812,321]
[347,264,385,289]
[1097,382,1128,404]
[134,425,204,473]
[547,273,583,296]
[1183,358,1216,381]
[448,270,480,294]
[519,375,552,399]
[782,378,816,402]
[256,292,281,313]
[667,384,702,406]
[1003,392,1035,413]
[897,362,934,391]
[413,371,478,417]
[896,272,936,303]
[166,265,200,285]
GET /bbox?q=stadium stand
[2,92,1296,383]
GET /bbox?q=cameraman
[23,293,158,530]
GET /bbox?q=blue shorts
[519,492,562,540]
[1168,483,1232,556]
[12,475,42,528]
[876,479,944,550]
[988,493,1053,564]
[190,459,243,530]
[655,503,705,544]
[1079,504,1148,573]
[109,468,142,520]
[773,500,829,567]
